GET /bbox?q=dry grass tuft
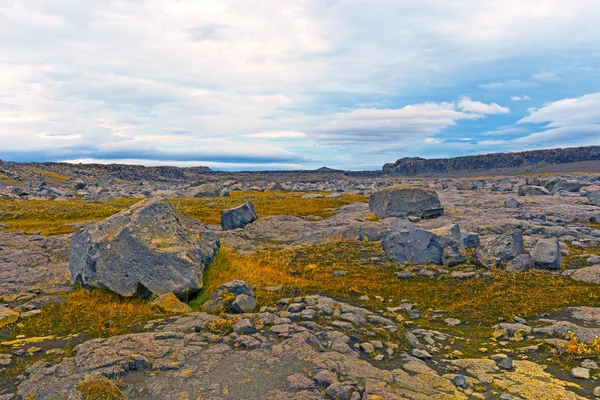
[30,168,70,183]
[0,198,140,235]
[77,379,125,400]
[3,288,162,340]
[0,191,366,235]
[192,241,600,325]
[171,191,367,225]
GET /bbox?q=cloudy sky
[1,0,600,170]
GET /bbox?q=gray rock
[233,318,257,334]
[594,386,600,397]
[587,190,600,206]
[69,198,220,298]
[551,180,583,194]
[369,187,444,219]
[382,220,464,265]
[571,265,600,284]
[461,232,480,249]
[530,237,562,270]
[232,294,256,313]
[453,375,468,388]
[518,186,551,196]
[411,348,432,359]
[488,231,524,263]
[221,201,258,230]
[571,367,590,379]
[504,198,521,208]
[499,357,513,370]
[506,254,534,272]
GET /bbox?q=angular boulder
[369,187,443,220]
[530,237,562,270]
[381,220,464,266]
[517,186,550,196]
[504,198,520,209]
[587,190,600,206]
[488,231,524,263]
[70,198,220,298]
[221,201,258,230]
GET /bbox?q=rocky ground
[1,169,600,399]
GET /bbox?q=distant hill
[382,145,600,177]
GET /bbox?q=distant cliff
[382,146,600,176]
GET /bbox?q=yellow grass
[0,191,367,235]
[192,241,600,325]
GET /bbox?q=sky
[1,1,600,171]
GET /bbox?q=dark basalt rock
[69,198,220,298]
[383,145,600,176]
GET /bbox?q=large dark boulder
[381,220,464,266]
[530,237,562,270]
[221,201,258,230]
[369,187,443,219]
[69,198,220,298]
[488,231,525,263]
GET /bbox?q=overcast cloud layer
[1,0,600,170]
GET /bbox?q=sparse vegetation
[0,191,366,235]
[192,241,600,325]
[566,332,600,359]
[0,198,139,235]
[171,191,367,225]
[77,378,125,400]
[1,288,162,342]
[30,168,71,183]
[0,171,22,184]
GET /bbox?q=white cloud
[458,97,510,114]
[477,92,600,150]
[511,95,532,101]
[479,80,539,90]
[532,71,560,81]
[2,1,600,167]
[305,98,502,143]
[246,131,307,138]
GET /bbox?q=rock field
[1,162,600,399]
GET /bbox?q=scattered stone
[221,201,258,230]
[461,232,480,249]
[0,306,19,328]
[444,318,461,326]
[518,186,551,196]
[499,357,513,370]
[232,294,256,313]
[571,265,600,284]
[488,231,524,263]
[411,348,432,359]
[233,319,257,335]
[369,186,444,219]
[504,198,521,208]
[453,374,468,388]
[571,367,590,379]
[530,237,562,270]
[151,292,193,313]
[506,254,534,272]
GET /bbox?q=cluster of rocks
[8,295,600,399]
[201,280,257,314]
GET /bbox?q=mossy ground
[0,191,366,235]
